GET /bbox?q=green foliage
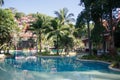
[114,21,120,47]
[30,13,51,52]
[110,61,120,69]
[80,0,120,21]
[39,51,50,56]
[92,48,97,55]
[91,24,105,44]
[81,54,120,62]
[0,9,16,27]
[75,12,94,38]
[38,50,59,56]
[31,14,51,30]
[54,7,75,24]
[81,55,98,60]
[117,48,120,52]
[46,8,75,53]
[79,0,120,49]
[45,18,70,49]
[29,13,53,19]
[59,35,74,50]
[15,12,25,19]
[0,9,17,46]
[4,53,13,58]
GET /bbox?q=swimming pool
[0,56,120,80]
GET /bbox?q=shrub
[111,61,120,68]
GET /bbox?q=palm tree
[50,8,75,54]
[46,18,69,55]
[60,34,74,55]
[30,14,51,53]
[45,8,75,55]
[0,0,4,6]
[54,7,75,25]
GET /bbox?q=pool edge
[77,58,120,72]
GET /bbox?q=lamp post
[87,6,92,55]
[101,4,106,54]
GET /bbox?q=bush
[92,48,97,55]
[81,54,120,62]
[4,53,13,58]
[111,61,120,68]
[117,48,120,51]
[81,55,98,60]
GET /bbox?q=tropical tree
[78,0,106,54]
[15,12,25,19]
[75,10,90,37]
[114,19,120,48]
[30,13,51,52]
[46,8,75,54]
[0,9,17,53]
[60,34,74,54]
[54,7,75,25]
[58,23,76,55]
[76,7,93,54]
[79,0,120,55]
[45,18,69,55]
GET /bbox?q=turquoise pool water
[51,49,63,53]
[4,57,114,72]
[0,55,120,80]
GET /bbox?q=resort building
[82,8,120,54]
[14,15,37,50]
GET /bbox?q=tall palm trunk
[39,31,42,53]
[56,35,59,55]
[102,32,106,54]
[40,32,42,53]
[36,31,39,53]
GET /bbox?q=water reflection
[3,57,115,72]
[0,57,120,80]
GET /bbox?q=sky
[3,0,84,20]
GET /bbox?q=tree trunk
[87,20,92,55]
[56,35,59,55]
[36,31,39,53]
[36,39,38,53]
[40,33,41,53]
[109,5,116,56]
[101,7,106,54]
[103,33,106,54]
[39,31,42,53]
